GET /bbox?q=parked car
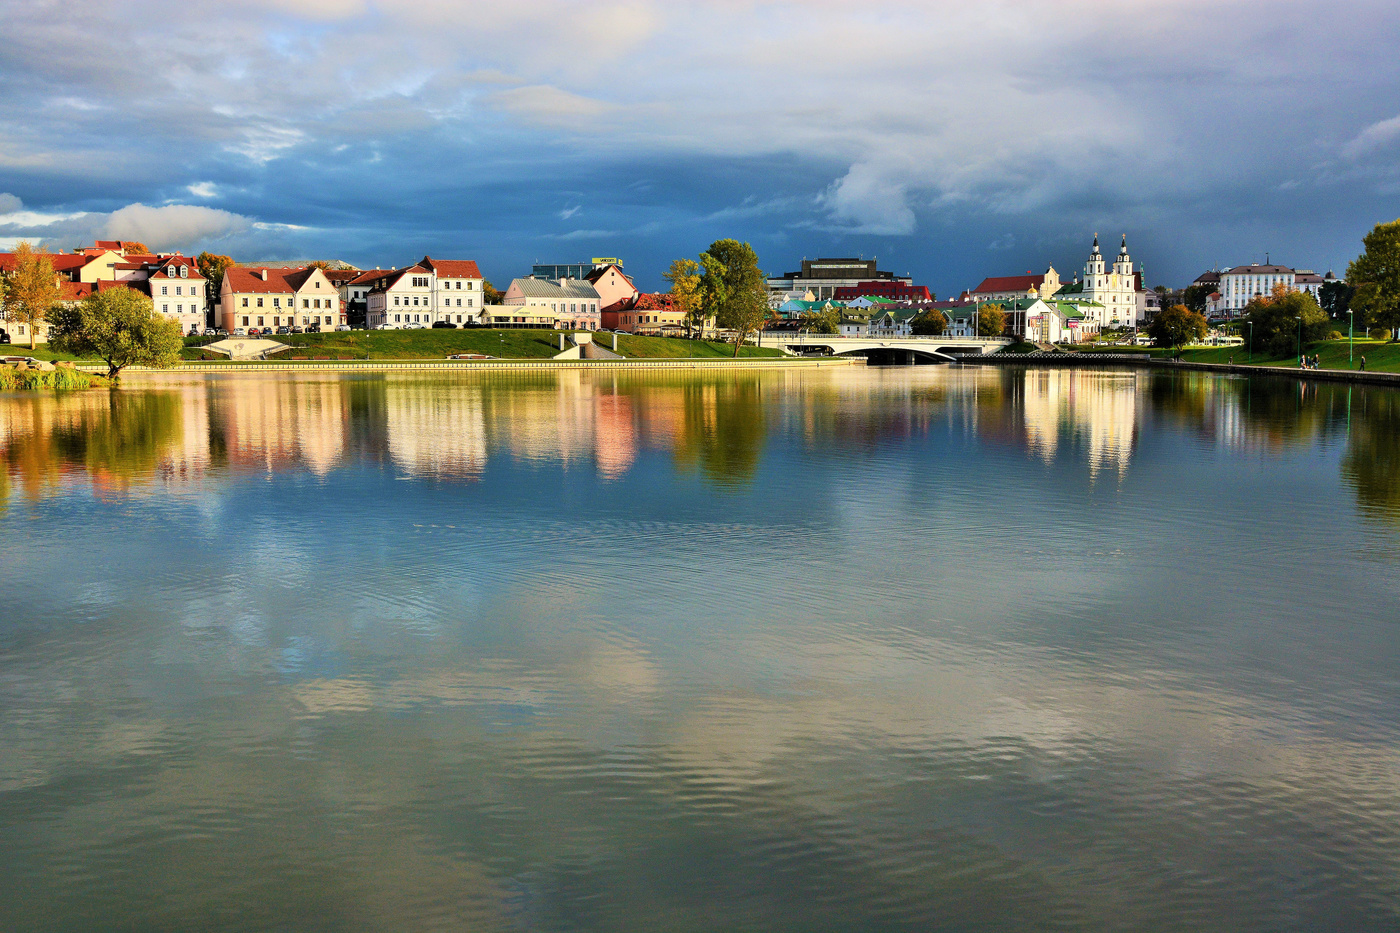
[276,326,291,335]
[233,328,247,336]
[336,324,351,331]
[405,322,426,330]
[290,326,304,334]
[374,323,399,330]
[0,330,10,344]
[431,321,457,329]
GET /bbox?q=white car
[374,323,399,330]
[403,322,425,330]
[233,327,247,336]
[336,324,351,332]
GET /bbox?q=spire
[1120,234,1128,255]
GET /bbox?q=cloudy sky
[2,0,1398,294]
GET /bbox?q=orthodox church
[1074,234,1139,327]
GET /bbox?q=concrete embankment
[965,352,1400,388]
[79,356,864,376]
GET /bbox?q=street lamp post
[1296,316,1303,364]
[1349,308,1355,365]
[1247,321,1253,362]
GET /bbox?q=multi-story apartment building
[145,256,209,334]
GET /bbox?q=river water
[1,365,1398,931]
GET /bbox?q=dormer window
[180,266,187,278]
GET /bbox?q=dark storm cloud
[1,0,1398,292]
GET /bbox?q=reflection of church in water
[1021,369,1139,479]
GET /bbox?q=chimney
[260,269,268,281]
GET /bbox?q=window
[257,298,263,307]
[456,281,462,290]
[468,298,473,307]
[324,316,331,325]
[180,266,187,278]
[314,280,320,288]
[162,304,168,312]
[302,316,308,324]
[257,316,264,326]
[394,314,401,323]
[242,297,249,307]
[274,298,282,308]
[394,296,400,306]
[161,285,168,296]
[466,281,472,290]
[242,316,249,326]
[412,297,419,306]
[456,298,461,307]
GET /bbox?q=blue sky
[2,0,1399,295]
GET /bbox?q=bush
[1370,327,1392,341]
[1330,330,1343,340]
[0,363,93,390]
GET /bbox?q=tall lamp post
[1349,307,1355,365]
[1247,321,1254,363]
[1296,316,1303,364]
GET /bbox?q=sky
[2,0,1399,296]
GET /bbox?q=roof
[148,256,206,280]
[365,265,429,294]
[224,266,303,294]
[507,277,601,300]
[347,269,393,286]
[585,263,633,286]
[971,274,1044,294]
[1222,264,1293,275]
[420,256,483,279]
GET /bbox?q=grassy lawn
[1055,338,1400,373]
[180,329,784,361]
[0,344,93,362]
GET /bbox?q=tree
[1347,219,1400,340]
[49,285,183,380]
[1243,284,1328,357]
[120,241,150,255]
[700,239,768,357]
[910,309,946,336]
[664,258,704,337]
[3,241,61,349]
[976,303,1006,337]
[1182,284,1214,315]
[309,259,333,271]
[1148,304,1209,352]
[196,251,234,308]
[801,307,840,334]
[483,280,503,304]
[1319,279,1355,322]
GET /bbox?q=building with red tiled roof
[363,257,486,328]
[220,265,343,332]
[969,267,1062,302]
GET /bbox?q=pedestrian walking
[1360,355,1366,371]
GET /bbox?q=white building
[363,257,487,328]
[501,278,601,330]
[1079,235,1138,328]
[145,256,209,334]
[1210,264,1340,315]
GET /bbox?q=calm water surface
[2,365,1399,931]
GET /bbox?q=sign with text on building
[591,258,622,266]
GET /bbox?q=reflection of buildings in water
[593,392,637,479]
[219,377,348,476]
[1021,369,1138,479]
[158,383,211,489]
[385,379,487,479]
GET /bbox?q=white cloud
[102,203,251,249]
[818,163,916,236]
[187,182,218,198]
[1342,114,1400,160]
[559,205,581,220]
[0,193,22,214]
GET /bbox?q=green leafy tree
[1182,284,1214,315]
[483,280,503,304]
[910,309,946,336]
[801,307,840,334]
[664,258,704,337]
[1243,285,1328,358]
[1318,279,1354,321]
[1347,219,1400,340]
[700,239,768,357]
[1148,304,1209,352]
[49,285,183,380]
[4,241,61,349]
[977,303,1007,337]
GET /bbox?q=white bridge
[758,334,1012,362]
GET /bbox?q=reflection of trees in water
[1342,388,1400,523]
[0,391,184,501]
[671,377,768,488]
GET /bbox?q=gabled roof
[585,263,633,286]
[348,269,393,286]
[366,265,429,294]
[148,256,206,280]
[971,274,1045,294]
[420,256,483,279]
[1223,264,1293,275]
[224,266,301,294]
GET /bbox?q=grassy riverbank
[1054,339,1400,373]
[179,330,784,361]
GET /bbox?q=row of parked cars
[372,321,463,330]
[192,324,355,338]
